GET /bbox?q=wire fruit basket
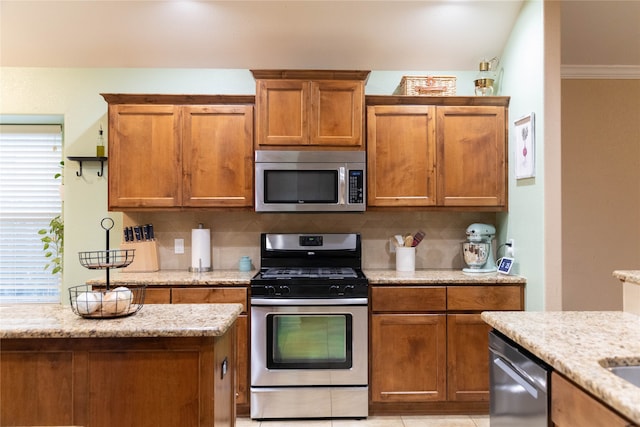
[79,249,134,269]
[70,218,145,319]
[69,284,145,318]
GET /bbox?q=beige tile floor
[237,415,490,427]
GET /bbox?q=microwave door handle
[338,167,346,205]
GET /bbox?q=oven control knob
[278,285,290,295]
[265,286,276,295]
[329,285,341,295]
[345,285,355,295]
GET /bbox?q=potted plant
[39,215,63,275]
[38,160,64,275]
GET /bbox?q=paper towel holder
[189,223,212,273]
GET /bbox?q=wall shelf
[67,156,107,177]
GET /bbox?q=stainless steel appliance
[250,233,368,420]
[489,331,551,427]
[462,223,497,273]
[254,150,366,212]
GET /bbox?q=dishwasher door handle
[494,357,539,399]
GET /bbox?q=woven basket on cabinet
[398,75,457,96]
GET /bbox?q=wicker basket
[398,75,457,96]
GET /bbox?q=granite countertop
[364,269,526,284]
[481,310,640,424]
[0,303,243,339]
[613,270,640,285]
[86,269,257,286]
[87,269,525,286]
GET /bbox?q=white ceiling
[0,1,639,70]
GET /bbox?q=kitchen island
[482,310,640,425]
[0,303,242,427]
[614,269,640,315]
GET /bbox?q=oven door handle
[251,297,368,306]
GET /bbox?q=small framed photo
[497,257,514,275]
[514,113,535,179]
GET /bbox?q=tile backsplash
[123,211,496,271]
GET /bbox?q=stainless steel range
[250,233,368,420]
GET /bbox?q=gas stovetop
[261,267,359,279]
[250,233,368,298]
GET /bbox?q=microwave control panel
[348,170,365,204]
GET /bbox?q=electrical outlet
[174,238,185,254]
[506,238,515,257]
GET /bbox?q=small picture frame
[514,113,535,179]
[497,257,514,275]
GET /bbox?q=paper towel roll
[191,226,211,272]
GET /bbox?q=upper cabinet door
[182,105,254,208]
[436,106,507,208]
[367,105,437,207]
[310,80,364,147]
[255,80,308,147]
[108,104,182,209]
[253,70,369,150]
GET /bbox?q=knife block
[120,240,159,272]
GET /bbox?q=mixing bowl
[462,242,490,269]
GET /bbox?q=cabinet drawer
[144,287,171,304]
[172,287,248,312]
[447,285,523,311]
[372,286,446,312]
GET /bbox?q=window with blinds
[0,124,63,303]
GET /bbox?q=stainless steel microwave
[255,150,366,212]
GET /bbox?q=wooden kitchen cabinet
[172,287,250,407]
[436,106,506,207]
[1,333,235,427]
[447,314,492,402]
[107,104,182,209]
[143,287,172,304]
[182,105,253,207]
[370,283,524,414]
[252,70,369,149]
[551,372,637,427]
[367,105,437,206]
[370,287,447,403]
[447,285,523,403]
[366,96,509,210]
[102,94,254,210]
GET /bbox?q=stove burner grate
[261,267,358,279]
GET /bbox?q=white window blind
[0,124,63,303]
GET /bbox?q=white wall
[496,0,548,310]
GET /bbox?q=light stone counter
[613,270,640,315]
[87,269,525,287]
[481,310,640,424]
[86,269,256,287]
[364,269,526,284]
[614,270,640,285]
[0,303,242,339]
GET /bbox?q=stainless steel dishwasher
[489,331,551,427]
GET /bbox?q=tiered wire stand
[69,218,145,319]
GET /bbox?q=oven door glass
[264,170,338,204]
[267,313,352,369]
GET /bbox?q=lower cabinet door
[371,313,446,402]
[447,313,492,401]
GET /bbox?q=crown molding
[561,65,640,79]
